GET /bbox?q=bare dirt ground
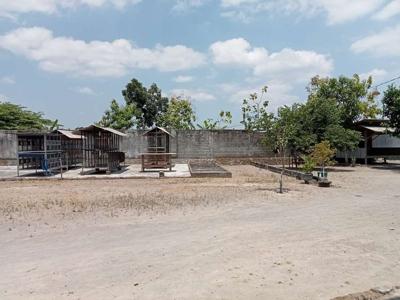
[1,164,400,300]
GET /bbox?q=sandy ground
[1,164,400,299]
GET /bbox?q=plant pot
[318,178,331,187]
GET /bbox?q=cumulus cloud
[220,0,385,25]
[170,88,216,102]
[351,25,400,57]
[359,68,388,81]
[172,0,208,12]
[373,0,400,20]
[74,86,96,95]
[0,27,206,77]
[173,75,194,83]
[0,0,142,18]
[210,38,333,81]
[0,76,16,84]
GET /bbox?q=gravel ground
[0,164,400,299]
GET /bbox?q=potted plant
[301,155,315,184]
[311,141,335,187]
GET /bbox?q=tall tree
[157,97,196,129]
[0,102,54,130]
[382,84,400,136]
[98,99,137,130]
[122,79,168,128]
[307,75,380,128]
[241,86,274,131]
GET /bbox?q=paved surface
[0,164,191,179]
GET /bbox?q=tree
[311,141,336,177]
[122,79,168,128]
[197,111,232,130]
[263,115,293,193]
[241,86,274,131]
[382,84,400,136]
[0,102,54,130]
[307,75,380,128]
[157,97,196,129]
[324,125,361,163]
[98,99,137,130]
[276,103,316,162]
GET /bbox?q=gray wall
[0,131,17,165]
[121,130,269,159]
[0,129,270,164]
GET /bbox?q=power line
[374,75,400,89]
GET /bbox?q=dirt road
[1,165,400,299]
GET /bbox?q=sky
[0,0,399,129]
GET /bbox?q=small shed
[79,125,126,174]
[141,127,175,171]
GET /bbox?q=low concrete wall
[0,129,272,164]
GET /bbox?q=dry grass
[0,165,284,222]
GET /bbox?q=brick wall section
[0,129,272,164]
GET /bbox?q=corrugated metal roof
[79,125,127,137]
[359,125,394,134]
[57,129,81,139]
[143,126,174,137]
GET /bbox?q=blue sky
[0,0,399,128]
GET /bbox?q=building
[336,119,400,164]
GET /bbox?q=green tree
[122,79,168,128]
[98,99,138,130]
[0,102,54,130]
[241,86,274,131]
[307,75,380,128]
[263,115,293,193]
[157,97,196,129]
[382,84,400,136]
[197,111,232,129]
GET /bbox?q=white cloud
[0,94,9,102]
[172,0,208,12]
[74,86,96,95]
[219,80,299,116]
[0,27,206,77]
[220,0,385,25]
[0,0,142,17]
[0,76,15,84]
[351,25,400,57]
[170,88,216,101]
[173,75,194,83]
[374,0,400,20]
[359,68,388,81]
[210,38,333,81]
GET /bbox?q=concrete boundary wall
[0,129,271,165]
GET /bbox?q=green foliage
[301,155,316,174]
[324,125,361,152]
[197,111,232,129]
[307,75,380,128]
[157,97,196,129]
[122,79,169,128]
[382,84,400,136]
[98,99,137,130]
[0,102,54,130]
[241,86,274,131]
[311,141,336,168]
